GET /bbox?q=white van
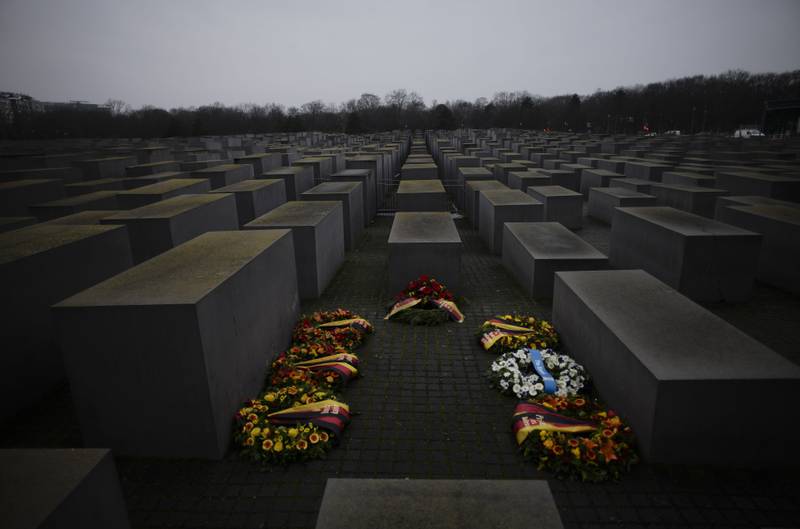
[733,128,765,138]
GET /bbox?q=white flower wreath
[488,348,586,399]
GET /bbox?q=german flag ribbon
[384,297,423,320]
[293,353,359,383]
[317,318,373,333]
[512,402,596,445]
[480,318,537,350]
[431,298,465,323]
[267,400,351,437]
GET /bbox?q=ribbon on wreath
[293,353,359,383]
[384,297,464,323]
[527,348,556,394]
[480,318,539,350]
[267,399,351,437]
[317,318,373,334]
[512,402,596,445]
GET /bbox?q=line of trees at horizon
[2,69,798,140]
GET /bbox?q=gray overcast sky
[1,0,799,109]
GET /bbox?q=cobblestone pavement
[3,214,800,529]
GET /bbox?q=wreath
[292,309,372,349]
[478,314,560,354]
[512,395,639,482]
[271,350,360,389]
[489,348,586,399]
[384,275,464,325]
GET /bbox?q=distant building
[41,100,111,112]
[0,91,44,122]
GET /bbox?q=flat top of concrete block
[506,222,606,259]
[121,178,207,195]
[528,185,582,198]
[67,178,124,187]
[458,167,492,176]
[717,170,797,182]
[616,206,758,237]
[0,216,36,226]
[652,183,727,194]
[302,181,362,195]
[331,169,371,177]
[78,156,135,163]
[718,195,800,209]
[130,160,177,168]
[128,171,184,180]
[345,155,380,161]
[610,177,652,185]
[663,171,715,179]
[560,163,591,170]
[235,153,275,161]
[508,170,546,177]
[0,178,62,190]
[104,193,231,220]
[584,169,623,177]
[388,212,461,244]
[40,210,117,225]
[0,448,112,529]
[245,200,342,228]
[55,230,290,307]
[481,189,541,206]
[402,163,437,169]
[314,479,563,529]
[213,179,282,193]
[397,180,446,194]
[495,163,526,170]
[466,180,508,192]
[556,269,800,380]
[294,157,326,164]
[592,187,654,198]
[728,204,800,225]
[0,224,125,264]
[32,190,118,207]
[192,163,246,173]
[264,167,308,176]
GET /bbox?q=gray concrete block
[0,216,37,233]
[465,180,507,228]
[396,179,448,212]
[211,178,286,227]
[301,182,364,250]
[244,201,344,299]
[0,449,130,529]
[64,178,126,197]
[507,171,551,192]
[125,161,180,177]
[0,166,83,184]
[715,170,800,202]
[527,185,583,229]
[609,177,653,193]
[401,163,437,180]
[315,479,563,529]
[492,163,526,185]
[537,169,580,191]
[503,222,606,298]
[101,194,239,263]
[716,205,800,294]
[649,183,728,218]
[53,230,299,458]
[0,179,65,216]
[662,171,716,188]
[388,212,462,293]
[234,153,281,176]
[580,168,621,197]
[587,187,656,224]
[552,269,800,465]
[116,178,211,209]
[479,189,543,254]
[190,163,254,189]
[73,157,137,180]
[609,206,761,302]
[261,166,315,201]
[624,161,674,181]
[330,169,375,224]
[0,224,132,421]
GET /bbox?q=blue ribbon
[528,348,557,394]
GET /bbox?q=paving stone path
[3,214,800,529]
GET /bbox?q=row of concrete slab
[393,130,800,466]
